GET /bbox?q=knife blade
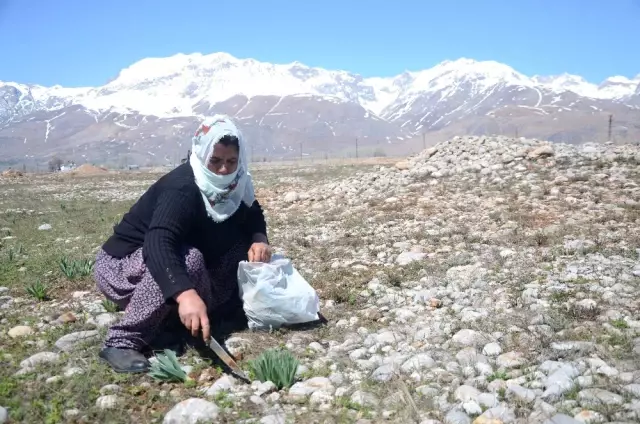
[208,336,249,381]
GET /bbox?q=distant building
[60,162,77,172]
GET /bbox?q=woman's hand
[248,242,272,263]
[175,289,210,340]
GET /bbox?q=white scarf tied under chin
[189,115,255,222]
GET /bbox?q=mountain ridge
[1,52,639,168]
[2,53,639,119]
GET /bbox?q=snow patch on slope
[76,52,372,117]
[532,73,640,99]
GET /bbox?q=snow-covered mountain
[1,52,639,167]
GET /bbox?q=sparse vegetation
[0,137,638,423]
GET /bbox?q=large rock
[163,398,220,424]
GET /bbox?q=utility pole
[355,137,359,159]
[515,127,519,138]
[608,114,613,141]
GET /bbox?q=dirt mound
[1,169,24,178]
[71,164,109,175]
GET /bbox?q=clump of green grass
[486,371,509,382]
[101,299,120,313]
[59,256,94,279]
[25,280,50,301]
[248,348,299,390]
[147,349,190,383]
[4,244,25,262]
[610,318,629,330]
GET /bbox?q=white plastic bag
[237,254,320,330]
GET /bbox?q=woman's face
[207,143,239,175]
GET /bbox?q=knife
[208,336,250,382]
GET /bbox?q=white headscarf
[188,115,256,222]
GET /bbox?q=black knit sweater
[102,163,268,302]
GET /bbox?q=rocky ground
[0,136,639,424]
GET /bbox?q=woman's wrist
[252,233,268,244]
[175,289,198,304]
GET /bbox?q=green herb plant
[148,349,190,383]
[25,280,50,301]
[248,348,299,390]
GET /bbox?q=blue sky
[1,0,639,87]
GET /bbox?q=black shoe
[99,347,150,373]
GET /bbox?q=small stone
[202,375,236,397]
[477,393,499,409]
[260,412,287,424]
[622,383,640,397]
[8,325,33,338]
[284,192,299,203]
[197,368,219,383]
[451,329,488,347]
[266,392,281,403]
[507,384,536,403]
[63,409,80,419]
[445,410,472,424]
[371,364,398,382]
[95,395,122,410]
[163,398,220,423]
[463,401,482,415]
[401,354,436,373]
[396,251,427,266]
[395,161,411,170]
[100,384,121,395]
[473,405,515,423]
[543,414,582,424]
[430,298,442,308]
[288,377,334,398]
[224,336,251,357]
[0,406,7,424]
[250,395,266,406]
[308,342,325,353]
[54,330,100,352]
[482,343,502,357]
[255,381,277,396]
[577,388,623,406]
[94,313,118,328]
[20,352,60,368]
[55,312,76,324]
[573,410,604,423]
[309,389,334,406]
[64,367,84,377]
[455,385,480,402]
[350,390,377,408]
[496,351,525,369]
[527,145,554,159]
